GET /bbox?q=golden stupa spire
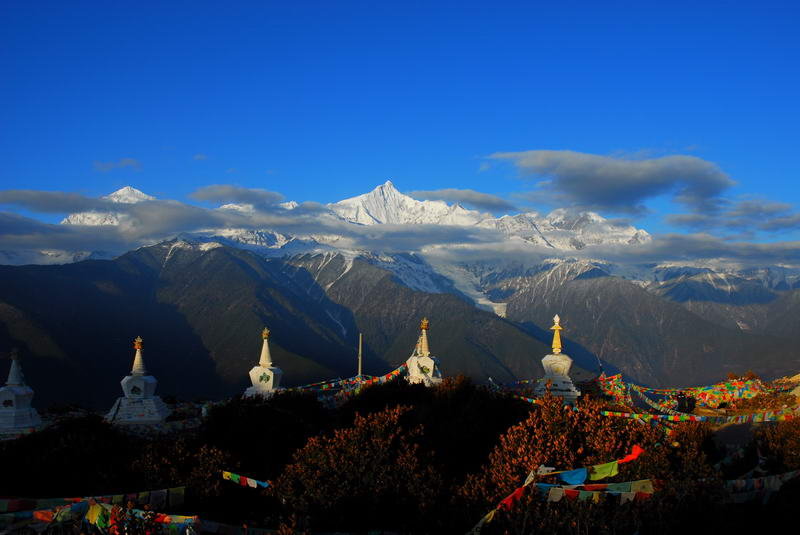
[418,318,431,357]
[550,314,563,354]
[131,336,147,375]
[259,327,273,367]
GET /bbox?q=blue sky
[2,0,800,240]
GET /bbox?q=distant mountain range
[1,182,799,405]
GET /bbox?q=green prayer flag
[96,507,110,529]
[230,474,240,483]
[589,461,619,481]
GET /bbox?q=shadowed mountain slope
[490,263,799,387]
[0,242,587,407]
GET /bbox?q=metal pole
[358,333,363,377]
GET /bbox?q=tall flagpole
[358,333,363,377]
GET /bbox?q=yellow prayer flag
[631,479,654,493]
[86,504,103,525]
[589,461,619,481]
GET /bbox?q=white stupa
[106,337,171,424]
[533,315,581,402]
[0,350,42,436]
[405,318,443,386]
[244,327,283,398]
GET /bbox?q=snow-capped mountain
[329,180,487,226]
[54,182,651,255]
[328,181,651,250]
[7,181,800,327]
[61,186,155,226]
[476,210,650,250]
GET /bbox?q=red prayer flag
[564,489,580,501]
[618,445,645,464]
[33,510,54,523]
[498,486,526,511]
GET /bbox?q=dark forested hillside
[0,241,581,407]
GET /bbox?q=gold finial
[550,314,563,354]
[420,317,430,331]
[133,336,143,350]
[262,327,270,340]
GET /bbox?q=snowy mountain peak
[104,186,155,204]
[545,208,606,229]
[61,186,155,226]
[329,181,486,226]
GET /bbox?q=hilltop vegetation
[2,377,799,534]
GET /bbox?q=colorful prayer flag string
[221,471,271,489]
[466,445,646,533]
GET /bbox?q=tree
[273,405,442,531]
[456,394,721,534]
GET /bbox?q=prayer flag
[523,470,537,486]
[589,461,619,481]
[607,482,632,493]
[467,509,496,534]
[86,503,104,525]
[618,445,644,464]
[559,468,588,485]
[630,480,654,493]
[33,510,54,523]
[498,486,526,511]
[548,487,565,502]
